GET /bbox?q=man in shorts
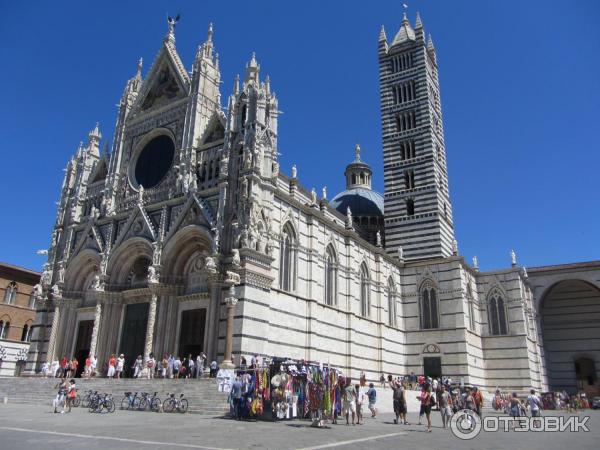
[438,384,453,428]
[389,377,407,424]
[342,378,357,425]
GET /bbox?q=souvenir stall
[235,358,342,422]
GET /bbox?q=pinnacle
[379,25,387,41]
[427,33,435,51]
[415,11,423,29]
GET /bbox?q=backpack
[429,393,436,406]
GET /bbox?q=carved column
[46,296,62,363]
[144,289,158,361]
[221,285,238,369]
[89,300,103,358]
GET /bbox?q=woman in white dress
[116,354,125,379]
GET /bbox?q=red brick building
[0,262,40,376]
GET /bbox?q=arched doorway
[541,280,600,396]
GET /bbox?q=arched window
[406,199,415,216]
[488,289,508,335]
[359,264,370,317]
[0,320,10,339]
[4,282,17,304]
[420,281,439,329]
[388,278,397,327]
[21,323,32,342]
[279,223,297,292]
[324,246,337,306]
[467,284,476,331]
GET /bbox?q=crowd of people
[41,352,223,379]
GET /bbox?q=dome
[330,188,384,217]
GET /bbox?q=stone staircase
[0,377,230,416]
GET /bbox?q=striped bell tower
[379,12,455,261]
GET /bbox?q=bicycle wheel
[88,400,98,413]
[178,398,188,414]
[163,398,175,413]
[82,395,90,408]
[73,396,81,408]
[151,397,161,412]
[107,398,116,413]
[120,397,130,410]
[133,396,141,409]
[138,397,147,410]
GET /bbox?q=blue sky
[0,0,599,272]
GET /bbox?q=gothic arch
[161,224,213,280]
[486,286,509,335]
[64,249,101,292]
[107,237,154,286]
[128,127,177,190]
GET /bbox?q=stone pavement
[0,403,597,450]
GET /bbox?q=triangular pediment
[113,204,157,248]
[71,223,104,259]
[164,194,216,243]
[133,43,190,114]
[200,113,226,145]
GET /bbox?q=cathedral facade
[26,14,600,395]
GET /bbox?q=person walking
[147,353,156,379]
[473,386,484,417]
[355,384,364,425]
[389,377,407,425]
[417,383,433,432]
[438,385,453,428]
[187,354,195,379]
[133,355,143,378]
[66,379,77,413]
[116,354,125,379]
[53,377,67,413]
[84,355,92,378]
[167,355,174,379]
[527,389,543,417]
[379,374,386,389]
[161,355,168,378]
[107,354,116,378]
[342,378,356,425]
[195,353,204,379]
[366,383,377,418]
[174,356,182,379]
[209,360,218,378]
[231,375,243,420]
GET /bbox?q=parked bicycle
[81,390,98,409]
[89,393,115,413]
[138,391,161,412]
[120,392,141,410]
[163,393,188,413]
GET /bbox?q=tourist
[527,389,542,417]
[65,379,77,413]
[133,355,143,378]
[438,385,452,428]
[366,383,377,417]
[359,371,366,388]
[116,354,125,379]
[210,360,218,378]
[417,383,433,432]
[167,355,174,378]
[196,353,204,378]
[473,386,484,417]
[71,358,79,378]
[379,373,386,389]
[342,378,356,425]
[107,354,116,378]
[389,376,407,425]
[173,356,181,378]
[91,354,97,377]
[231,375,243,420]
[187,354,194,378]
[147,353,156,379]
[84,355,92,378]
[161,355,168,378]
[354,384,364,425]
[41,361,49,377]
[59,355,68,377]
[53,377,67,413]
[464,387,476,412]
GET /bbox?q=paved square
[0,404,597,450]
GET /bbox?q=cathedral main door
[73,320,93,377]
[178,308,206,360]
[119,303,149,377]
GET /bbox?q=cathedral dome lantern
[331,145,384,245]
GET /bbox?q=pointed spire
[427,34,435,51]
[264,75,271,95]
[207,22,213,43]
[215,52,220,70]
[379,25,387,42]
[165,14,180,44]
[233,74,240,95]
[391,11,416,46]
[415,11,423,29]
[88,122,102,144]
[402,12,409,25]
[136,57,143,79]
[245,52,260,83]
[204,22,214,58]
